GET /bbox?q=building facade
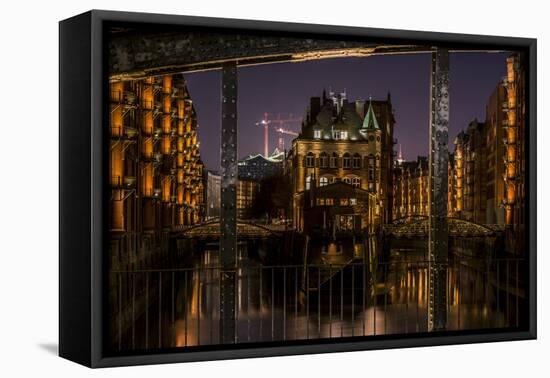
[392,156,429,219]
[238,148,284,181]
[485,82,508,224]
[452,120,488,224]
[109,73,205,270]
[370,54,525,232]
[503,54,526,228]
[287,90,395,233]
[447,53,526,231]
[206,170,221,220]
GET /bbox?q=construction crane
[275,127,298,151]
[255,112,302,156]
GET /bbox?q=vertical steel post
[219,62,238,344]
[428,48,450,331]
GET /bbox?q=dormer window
[341,131,348,140]
[313,129,321,139]
[332,129,341,140]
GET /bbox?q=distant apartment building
[206,170,221,220]
[393,156,429,219]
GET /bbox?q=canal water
[112,239,525,353]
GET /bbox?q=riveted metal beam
[428,48,450,331]
[108,28,432,80]
[219,62,238,344]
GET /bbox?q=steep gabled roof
[362,99,380,130]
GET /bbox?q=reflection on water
[112,241,524,352]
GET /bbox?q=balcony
[123,91,137,105]
[110,90,122,102]
[501,76,508,87]
[124,127,138,138]
[153,127,163,139]
[141,100,153,110]
[501,101,509,111]
[123,176,137,188]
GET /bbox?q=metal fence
[109,258,526,352]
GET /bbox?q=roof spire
[397,143,404,165]
[362,96,379,130]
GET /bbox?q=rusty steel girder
[428,48,450,331]
[219,63,238,344]
[108,28,427,79]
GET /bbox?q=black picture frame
[59,9,537,368]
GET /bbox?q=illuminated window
[352,154,361,169]
[326,198,334,206]
[306,175,312,190]
[368,155,375,181]
[320,152,328,168]
[332,130,341,140]
[314,129,321,139]
[305,153,315,167]
[320,176,328,187]
[317,198,325,206]
[343,153,351,169]
[330,153,338,168]
[350,198,357,205]
[341,131,348,140]
[340,198,349,206]
[352,177,361,187]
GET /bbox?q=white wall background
[0,0,546,375]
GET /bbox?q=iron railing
[109,258,526,352]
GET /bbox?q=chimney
[310,97,321,122]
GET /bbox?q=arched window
[343,177,352,185]
[352,153,361,169]
[330,153,338,168]
[319,152,328,168]
[343,153,351,169]
[306,175,312,190]
[320,176,328,187]
[305,152,315,168]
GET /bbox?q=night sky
[184,52,510,171]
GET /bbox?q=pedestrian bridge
[172,219,284,240]
[383,215,504,238]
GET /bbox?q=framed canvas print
[59,10,536,368]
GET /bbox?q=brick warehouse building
[286,90,395,233]
[109,74,205,271]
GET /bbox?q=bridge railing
[108,257,526,353]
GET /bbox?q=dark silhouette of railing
[109,257,526,353]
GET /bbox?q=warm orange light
[162,136,171,155]
[143,112,153,134]
[111,144,124,185]
[111,198,124,230]
[142,139,153,158]
[162,177,171,202]
[142,163,153,196]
